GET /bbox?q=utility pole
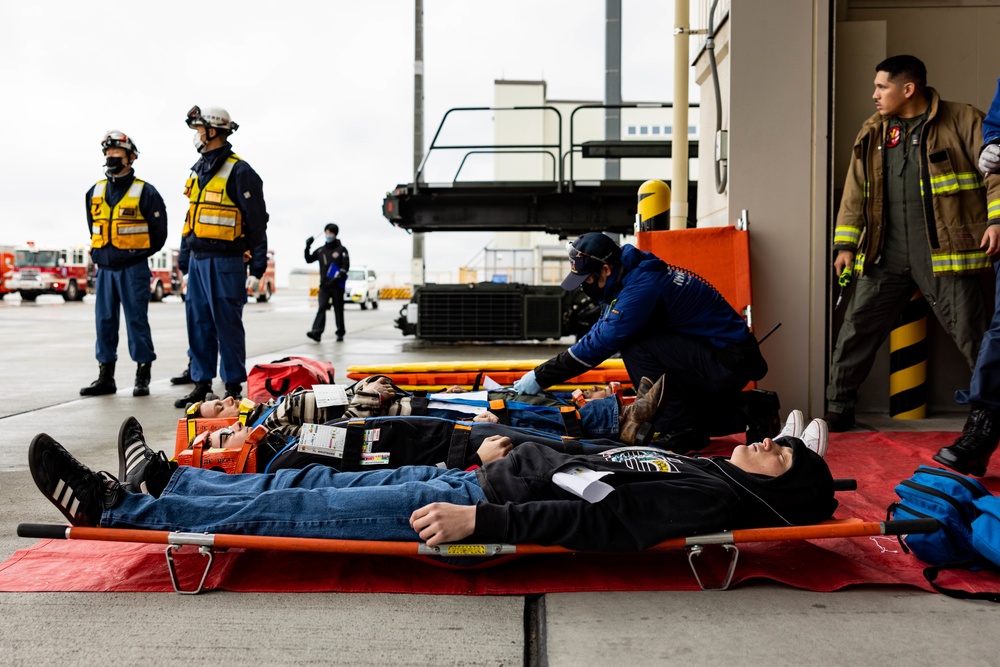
[412,0,426,286]
[605,0,621,181]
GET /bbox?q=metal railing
[413,106,563,192]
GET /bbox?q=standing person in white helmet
[81,131,167,398]
[174,106,269,409]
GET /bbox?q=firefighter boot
[933,406,1000,477]
[133,362,152,397]
[224,382,243,400]
[170,360,193,385]
[173,382,212,409]
[619,375,666,445]
[80,362,117,396]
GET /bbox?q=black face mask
[581,278,604,302]
[104,156,126,174]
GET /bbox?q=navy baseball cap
[561,233,621,290]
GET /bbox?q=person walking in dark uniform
[174,106,269,408]
[81,130,167,398]
[305,223,350,342]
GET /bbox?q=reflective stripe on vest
[833,224,861,246]
[90,179,150,250]
[988,198,1000,221]
[927,170,984,196]
[930,250,991,274]
[183,155,243,241]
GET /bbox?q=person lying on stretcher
[193,374,669,445]
[28,412,835,552]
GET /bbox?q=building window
[651,126,660,135]
[640,126,648,135]
[627,126,637,135]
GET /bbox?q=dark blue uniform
[85,172,167,364]
[178,143,268,385]
[534,244,766,436]
[306,238,350,339]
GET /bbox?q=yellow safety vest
[183,154,244,242]
[89,179,150,250]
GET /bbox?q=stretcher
[16,512,939,595]
[344,359,633,393]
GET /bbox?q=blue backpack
[888,466,1000,601]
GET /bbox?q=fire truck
[5,242,93,302]
[180,249,276,302]
[0,245,15,299]
[248,249,276,303]
[148,248,182,302]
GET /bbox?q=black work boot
[933,406,1000,477]
[224,382,243,400]
[170,360,193,385]
[80,362,117,396]
[133,362,152,397]
[174,381,212,409]
[743,389,781,445]
[822,407,855,433]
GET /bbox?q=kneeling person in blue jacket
[514,232,772,453]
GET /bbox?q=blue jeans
[427,395,620,438]
[94,262,155,364]
[102,464,486,540]
[186,255,247,383]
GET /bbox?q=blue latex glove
[513,370,542,395]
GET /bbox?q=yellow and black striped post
[637,179,671,232]
[889,290,927,419]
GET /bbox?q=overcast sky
[1,0,686,287]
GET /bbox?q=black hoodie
[473,438,837,552]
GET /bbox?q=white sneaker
[776,409,804,440]
[801,418,829,458]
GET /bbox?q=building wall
[690,0,831,419]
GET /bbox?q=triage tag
[296,424,348,458]
[312,384,350,408]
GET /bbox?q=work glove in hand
[246,275,261,292]
[305,236,314,248]
[980,144,1000,175]
[513,370,541,395]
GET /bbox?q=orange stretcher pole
[17,518,938,557]
[17,519,939,594]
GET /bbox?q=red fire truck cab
[5,242,93,302]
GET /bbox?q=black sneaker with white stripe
[29,433,123,527]
[117,416,175,497]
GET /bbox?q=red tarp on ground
[2,431,1000,594]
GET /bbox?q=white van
[344,267,378,310]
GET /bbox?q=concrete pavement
[1,289,998,666]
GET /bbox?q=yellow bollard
[637,180,671,232]
[889,290,927,419]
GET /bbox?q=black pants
[262,416,623,473]
[311,283,345,338]
[621,332,765,437]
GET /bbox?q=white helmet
[101,130,139,156]
[185,105,239,132]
